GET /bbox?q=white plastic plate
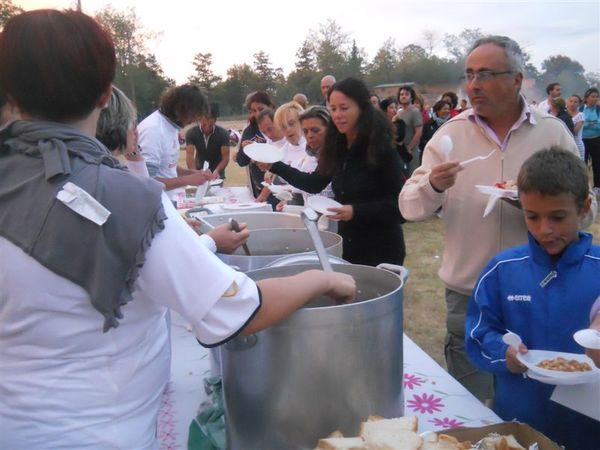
[475,184,518,199]
[517,349,599,385]
[243,143,284,163]
[306,195,342,216]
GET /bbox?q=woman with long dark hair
[266,78,406,265]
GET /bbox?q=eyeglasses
[461,70,513,82]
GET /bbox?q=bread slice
[362,430,422,450]
[328,430,345,439]
[315,437,366,450]
[419,433,467,450]
[498,435,526,450]
[359,416,418,437]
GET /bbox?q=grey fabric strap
[0,120,167,331]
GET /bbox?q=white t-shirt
[0,193,260,449]
[281,136,312,170]
[537,99,551,114]
[137,111,181,199]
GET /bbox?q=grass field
[196,120,600,367]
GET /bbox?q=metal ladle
[300,207,333,272]
[228,218,251,256]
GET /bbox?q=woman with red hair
[0,10,355,448]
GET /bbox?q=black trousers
[583,136,600,187]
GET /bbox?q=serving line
[157,312,501,449]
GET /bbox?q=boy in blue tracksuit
[465,148,600,450]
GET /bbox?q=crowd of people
[1,8,600,450]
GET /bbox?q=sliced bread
[315,437,366,450]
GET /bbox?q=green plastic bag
[188,376,226,450]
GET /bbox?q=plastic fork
[460,149,496,167]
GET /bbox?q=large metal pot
[221,263,405,450]
[216,228,342,272]
[196,211,305,234]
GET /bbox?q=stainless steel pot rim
[248,263,405,311]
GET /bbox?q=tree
[253,50,282,93]
[345,40,367,79]
[288,39,319,99]
[541,55,588,98]
[116,54,174,119]
[218,64,262,115]
[443,28,483,60]
[188,52,221,93]
[421,30,439,58]
[308,18,351,76]
[295,39,317,73]
[0,0,21,29]
[366,38,399,86]
[95,6,151,69]
[95,6,171,119]
[398,44,427,66]
[586,72,600,89]
[522,51,540,81]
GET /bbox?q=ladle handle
[301,210,333,272]
[229,218,251,256]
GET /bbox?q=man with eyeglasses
[399,36,584,402]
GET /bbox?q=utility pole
[76,0,81,12]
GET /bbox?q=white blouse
[0,193,260,449]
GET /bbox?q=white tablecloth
[157,312,500,449]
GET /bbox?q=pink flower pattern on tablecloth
[429,417,465,428]
[403,373,424,390]
[157,382,180,450]
[407,393,444,414]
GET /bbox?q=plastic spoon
[503,331,529,378]
[439,135,453,160]
[301,207,333,272]
[574,329,600,350]
[502,331,523,350]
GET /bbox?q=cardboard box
[441,422,561,450]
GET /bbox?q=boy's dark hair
[256,107,275,123]
[518,148,588,210]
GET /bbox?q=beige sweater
[399,108,580,295]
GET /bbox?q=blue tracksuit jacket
[465,232,600,449]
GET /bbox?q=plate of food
[475,180,518,199]
[517,349,599,385]
[243,143,284,163]
[306,195,342,216]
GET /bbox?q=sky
[16,0,600,85]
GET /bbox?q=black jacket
[271,144,406,266]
